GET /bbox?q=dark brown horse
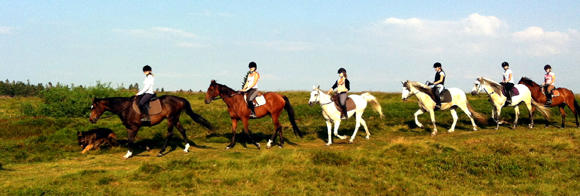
[518,77,580,128]
[204,80,302,149]
[89,95,213,159]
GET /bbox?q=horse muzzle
[402,97,408,101]
[308,102,314,107]
[471,91,478,96]
[89,118,98,124]
[204,99,212,104]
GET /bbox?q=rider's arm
[433,74,445,85]
[247,72,260,89]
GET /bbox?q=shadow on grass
[205,130,301,149]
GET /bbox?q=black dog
[77,128,118,153]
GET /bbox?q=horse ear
[317,85,320,89]
[211,79,215,83]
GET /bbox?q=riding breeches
[139,93,154,106]
[543,85,555,95]
[338,92,347,106]
[246,88,258,103]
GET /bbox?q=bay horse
[518,77,580,128]
[402,80,487,135]
[204,80,302,149]
[89,95,213,159]
[308,86,384,146]
[471,77,551,129]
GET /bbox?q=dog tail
[182,98,214,130]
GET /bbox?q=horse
[518,77,580,128]
[471,77,551,129]
[89,95,213,159]
[401,80,487,135]
[308,86,384,146]
[204,80,302,149]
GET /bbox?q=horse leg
[349,113,363,143]
[158,121,175,157]
[559,105,566,129]
[333,120,347,140]
[123,127,139,159]
[226,119,238,149]
[360,118,370,140]
[242,119,260,149]
[267,115,282,149]
[448,108,458,133]
[494,107,502,130]
[175,121,191,153]
[528,104,536,129]
[414,109,425,128]
[429,110,437,136]
[326,120,333,146]
[512,105,520,129]
[278,126,284,148]
[459,104,477,131]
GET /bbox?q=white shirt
[246,73,259,89]
[503,69,513,83]
[137,74,154,95]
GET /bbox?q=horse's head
[308,85,321,107]
[401,81,412,101]
[89,97,106,124]
[204,80,220,104]
[471,77,483,96]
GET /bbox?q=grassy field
[1,91,580,195]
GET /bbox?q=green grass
[1,92,579,195]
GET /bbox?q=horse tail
[361,92,384,118]
[182,98,214,130]
[573,94,580,117]
[282,95,303,138]
[531,99,552,120]
[466,101,488,125]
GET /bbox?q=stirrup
[249,112,257,118]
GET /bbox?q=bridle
[314,89,333,106]
[91,100,132,120]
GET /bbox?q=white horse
[471,77,551,129]
[401,80,487,135]
[308,86,384,146]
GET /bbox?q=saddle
[244,91,266,107]
[551,89,561,97]
[501,87,520,97]
[331,94,356,113]
[428,89,452,104]
[132,94,162,115]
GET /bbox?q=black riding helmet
[544,64,552,70]
[433,62,442,68]
[337,68,346,74]
[248,61,257,69]
[502,62,509,67]
[142,65,152,72]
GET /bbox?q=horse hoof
[145,146,151,152]
[123,156,130,160]
[278,145,283,148]
[365,136,370,140]
[325,143,332,146]
[267,145,272,149]
[225,146,231,150]
[256,143,261,150]
[348,140,354,144]
[157,153,163,157]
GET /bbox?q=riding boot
[248,102,257,118]
[140,105,150,122]
[341,105,348,119]
[506,91,512,105]
[546,92,552,105]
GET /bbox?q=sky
[1,1,579,93]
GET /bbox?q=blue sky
[1,1,579,92]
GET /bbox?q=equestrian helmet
[502,62,509,67]
[433,62,442,68]
[337,68,346,74]
[142,65,152,72]
[248,61,257,69]
[544,64,552,70]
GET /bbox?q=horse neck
[409,87,431,102]
[103,97,132,113]
[318,90,332,104]
[217,85,242,107]
[523,83,544,99]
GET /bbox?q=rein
[96,101,132,120]
[316,90,334,106]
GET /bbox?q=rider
[136,65,154,122]
[427,62,445,109]
[501,62,514,104]
[541,64,555,105]
[242,61,260,118]
[327,68,350,119]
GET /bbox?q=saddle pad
[244,94,266,107]
[334,97,356,112]
[440,89,452,103]
[133,99,162,115]
[501,87,520,97]
[552,89,560,97]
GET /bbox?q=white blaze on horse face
[309,90,319,104]
[401,87,410,100]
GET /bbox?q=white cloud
[0,26,16,34]
[511,27,572,56]
[112,27,197,38]
[461,13,503,36]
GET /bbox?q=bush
[20,81,132,118]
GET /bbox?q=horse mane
[406,81,436,100]
[214,82,238,96]
[479,77,502,95]
[519,77,540,87]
